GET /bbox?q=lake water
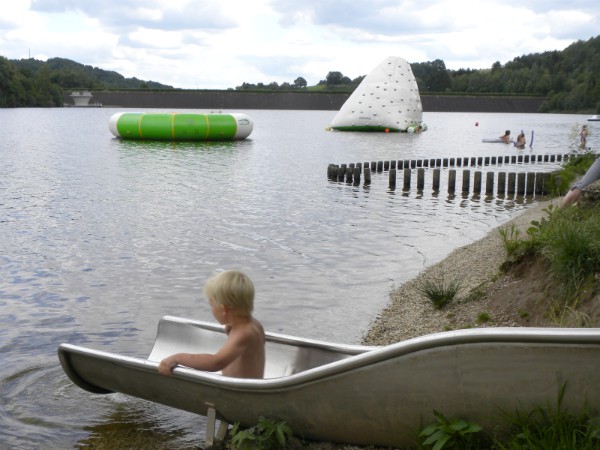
[0,108,595,448]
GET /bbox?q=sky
[0,0,598,90]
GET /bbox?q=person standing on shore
[580,125,589,149]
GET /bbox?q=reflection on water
[0,108,595,448]
[77,397,203,449]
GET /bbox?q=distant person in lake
[500,130,511,144]
[580,124,588,149]
[561,155,600,207]
[158,270,265,379]
[515,131,526,149]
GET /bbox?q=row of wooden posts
[327,163,559,196]
[333,153,568,174]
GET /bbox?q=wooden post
[417,168,425,191]
[417,159,423,168]
[403,168,411,191]
[389,168,396,190]
[423,159,429,168]
[518,155,523,163]
[327,164,335,179]
[338,165,345,182]
[511,156,517,164]
[456,158,462,167]
[486,172,494,195]
[491,156,497,165]
[542,172,552,195]
[346,166,353,183]
[473,171,482,194]
[517,172,526,195]
[477,157,483,166]
[535,172,544,195]
[384,160,390,171]
[507,172,516,195]
[462,170,470,194]
[526,172,535,195]
[398,160,404,169]
[448,169,456,193]
[443,158,448,167]
[484,156,490,165]
[404,159,410,169]
[470,157,476,166]
[353,167,361,186]
[498,172,506,195]
[377,161,384,172]
[449,158,455,166]
[391,160,397,169]
[371,161,376,171]
[411,160,417,168]
[435,158,441,167]
[364,167,371,185]
[433,169,441,192]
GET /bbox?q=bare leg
[561,188,581,207]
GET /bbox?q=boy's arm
[158,329,250,376]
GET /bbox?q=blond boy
[158,271,265,379]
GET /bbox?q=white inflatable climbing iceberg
[331,56,423,132]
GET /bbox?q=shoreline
[362,199,557,346]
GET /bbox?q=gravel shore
[362,199,557,346]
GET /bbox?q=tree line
[1,35,598,112]
[236,35,600,113]
[0,57,172,107]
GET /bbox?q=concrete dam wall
[65,90,546,113]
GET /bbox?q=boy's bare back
[221,317,265,378]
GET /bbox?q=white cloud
[0,0,598,89]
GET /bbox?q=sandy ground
[362,199,558,345]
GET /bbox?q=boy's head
[204,270,254,316]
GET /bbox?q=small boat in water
[58,316,600,448]
[588,115,600,121]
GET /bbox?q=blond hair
[204,270,254,316]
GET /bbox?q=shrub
[418,274,462,309]
[420,410,484,450]
[493,384,600,449]
[477,312,491,323]
[229,416,293,450]
[500,205,600,302]
[544,152,597,196]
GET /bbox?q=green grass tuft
[418,274,462,309]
